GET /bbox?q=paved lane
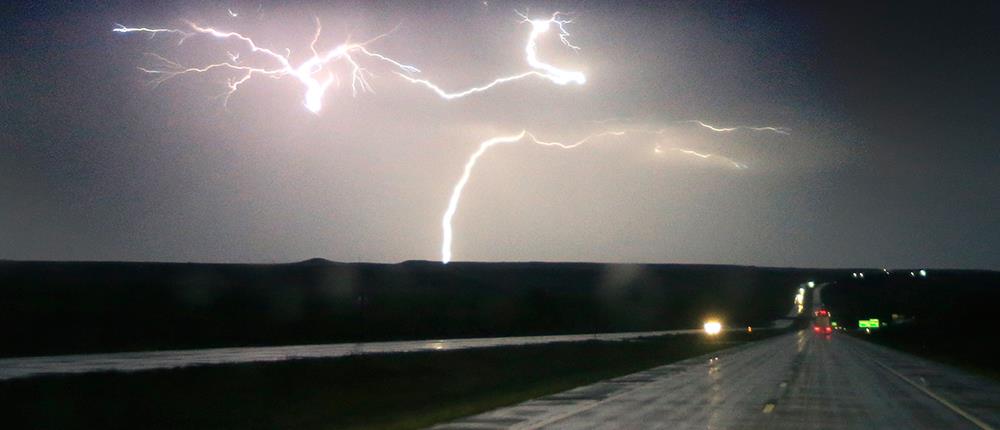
[435,331,1000,429]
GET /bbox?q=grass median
[1,330,779,430]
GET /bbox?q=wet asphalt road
[435,330,1000,429]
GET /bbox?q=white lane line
[874,360,995,430]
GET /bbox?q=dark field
[0,331,779,430]
[1,260,819,357]
[822,270,1000,378]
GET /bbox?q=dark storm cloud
[1,1,997,268]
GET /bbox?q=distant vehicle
[812,309,833,334]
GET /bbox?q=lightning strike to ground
[114,20,420,113]
[396,12,586,100]
[440,129,747,263]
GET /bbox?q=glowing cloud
[116,10,785,266]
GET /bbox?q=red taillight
[813,326,820,332]
[825,327,832,333]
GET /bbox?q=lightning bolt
[654,145,749,169]
[685,120,791,135]
[442,131,620,264]
[396,12,586,100]
[113,19,420,113]
[112,24,194,43]
[676,148,712,158]
[115,11,585,110]
[441,130,625,264]
[440,129,748,263]
[116,10,779,265]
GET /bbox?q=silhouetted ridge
[297,258,336,265]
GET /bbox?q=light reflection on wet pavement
[434,331,1000,430]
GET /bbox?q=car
[812,309,833,334]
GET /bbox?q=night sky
[2,1,998,268]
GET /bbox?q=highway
[436,284,1000,429]
[436,330,1000,429]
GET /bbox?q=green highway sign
[858,318,880,328]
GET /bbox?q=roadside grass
[0,330,778,430]
[850,327,1000,382]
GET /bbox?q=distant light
[919,269,927,277]
[703,321,722,335]
[807,281,815,288]
[910,271,916,277]
[747,326,753,333]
